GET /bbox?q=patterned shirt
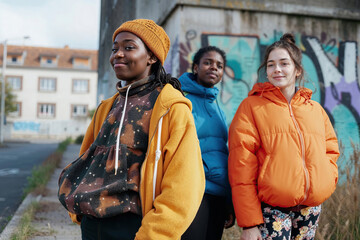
[59,76,160,218]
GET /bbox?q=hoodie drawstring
[115,84,132,175]
[153,116,163,201]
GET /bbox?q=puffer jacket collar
[249,82,313,105]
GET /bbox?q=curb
[0,194,42,240]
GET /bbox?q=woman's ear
[147,53,158,66]
[193,64,198,74]
[295,68,302,78]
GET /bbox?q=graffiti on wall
[13,121,40,132]
[171,30,360,163]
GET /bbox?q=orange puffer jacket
[228,82,339,228]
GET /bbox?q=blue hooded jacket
[179,72,230,197]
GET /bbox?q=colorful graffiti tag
[13,121,40,132]
[170,30,360,164]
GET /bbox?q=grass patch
[23,138,72,196]
[10,202,40,240]
[8,138,73,239]
[316,143,360,240]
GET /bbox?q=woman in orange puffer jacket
[228,33,339,240]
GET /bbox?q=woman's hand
[224,203,235,229]
[240,226,262,240]
[224,212,235,229]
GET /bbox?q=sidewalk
[0,144,82,240]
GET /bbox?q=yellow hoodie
[69,84,205,239]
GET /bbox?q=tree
[88,108,96,119]
[0,79,17,115]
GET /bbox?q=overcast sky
[0,0,100,50]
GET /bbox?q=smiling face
[194,51,224,88]
[266,48,300,95]
[109,32,156,85]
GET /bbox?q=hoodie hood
[249,82,313,105]
[155,83,192,112]
[179,72,219,101]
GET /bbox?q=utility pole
[0,36,30,144]
[0,40,7,144]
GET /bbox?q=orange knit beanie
[112,19,170,66]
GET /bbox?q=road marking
[0,156,17,160]
[0,168,20,176]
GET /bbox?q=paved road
[0,141,58,231]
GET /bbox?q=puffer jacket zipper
[288,103,310,203]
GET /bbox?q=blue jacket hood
[179,72,219,101]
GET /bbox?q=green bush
[74,135,84,144]
[57,137,72,153]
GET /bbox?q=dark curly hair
[257,33,304,86]
[191,46,227,73]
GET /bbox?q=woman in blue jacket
[180,46,234,240]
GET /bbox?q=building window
[38,103,55,118]
[39,77,56,92]
[72,79,89,93]
[6,76,22,90]
[40,55,58,67]
[7,53,25,66]
[72,57,91,69]
[72,104,88,117]
[9,102,21,117]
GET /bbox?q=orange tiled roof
[0,44,98,71]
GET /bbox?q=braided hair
[151,61,184,96]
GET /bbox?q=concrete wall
[170,0,360,20]
[98,0,360,163]
[134,0,360,22]
[97,0,137,101]
[169,6,360,163]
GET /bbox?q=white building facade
[0,45,98,140]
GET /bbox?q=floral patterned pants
[259,204,322,240]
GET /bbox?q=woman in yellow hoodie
[58,19,205,240]
[228,33,339,240]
